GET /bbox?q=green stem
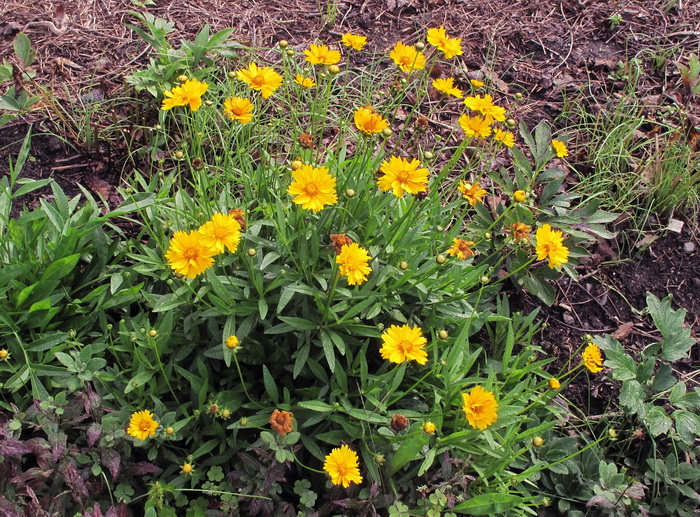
[233,352,263,408]
[293,451,326,474]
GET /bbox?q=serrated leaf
[673,410,700,445]
[604,349,637,381]
[619,380,646,416]
[644,406,672,437]
[646,293,695,362]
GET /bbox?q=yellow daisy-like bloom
[549,378,561,390]
[390,41,426,73]
[323,444,363,488]
[461,386,498,430]
[165,230,216,279]
[181,462,194,475]
[354,106,389,135]
[304,43,341,65]
[223,96,254,124]
[236,62,283,99]
[552,139,569,157]
[432,77,463,98]
[161,78,209,111]
[470,79,485,88]
[423,421,437,434]
[288,164,338,212]
[582,343,604,373]
[379,324,428,365]
[341,33,367,51]
[377,156,429,198]
[446,238,476,260]
[463,94,506,123]
[458,114,492,139]
[127,410,159,440]
[535,224,569,269]
[336,243,372,285]
[198,213,242,254]
[457,180,487,206]
[225,335,239,349]
[426,27,463,59]
[494,129,515,147]
[295,74,316,88]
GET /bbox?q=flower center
[183,247,199,260]
[305,184,319,195]
[335,463,348,476]
[214,227,228,238]
[398,339,412,352]
[252,74,267,87]
[396,171,411,183]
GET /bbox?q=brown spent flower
[229,208,246,229]
[330,233,354,254]
[391,413,409,432]
[191,157,204,170]
[508,221,531,242]
[298,132,316,149]
[415,116,430,132]
[270,409,294,436]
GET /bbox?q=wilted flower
[270,409,294,436]
[330,233,354,254]
[377,156,429,197]
[127,410,159,440]
[552,139,569,157]
[391,414,409,432]
[323,444,363,487]
[288,164,338,212]
[461,386,498,430]
[470,79,485,88]
[582,343,604,373]
[390,41,426,73]
[549,378,561,390]
[161,78,209,111]
[458,114,492,139]
[457,180,487,206]
[165,230,216,279]
[535,224,569,269]
[298,132,316,149]
[304,43,341,65]
[223,96,254,124]
[229,208,246,229]
[336,243,372,285]
[380,324,428,365]
[236,62,283,98]
[509,221,531,242]
[432,77,463,98]
[446,238,476,260]
[341,33,367,51]
[354,106,389,135]
[426,26,463,59]
[295,74,316,88]
[198,213,242,254]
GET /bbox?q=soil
[2,0,700,413]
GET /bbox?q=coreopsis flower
[426,26,463,59]
[181,462,194,474]
[330,233,353,254]
[390,41,426,73]
[446,238,476,260]
[509,221,531,242]
[494,129,515,147]
[458,114,492,139]
[341,33,367,51]
[457,180,487,206]
[552,139,569,157]
[535,224,569,269]
[336,243,372,285]
[323,444,363,487]
[582,343,604,373]
[270,409,294,437]
[379,324,428,365]
[161,78,209,111]
[432,77,463,98]
[463,94,506,123]
[225,335,239,349]
[288,164,338,212]
[198,213,242,254]
[461,386,498,430]
[165,230,216,279]
[127,410,159,440]
[423,421,437,434]
[223,96,254,124]
[513,190,527,203]
[470,79,485,88]
[304,43,341,65]
[549,378,561,390]
[354,106,389,135]
[236,62,283,98]
[377,156,429,197]
[295,74,315,88]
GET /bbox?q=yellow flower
[549,378,561,390]
[432,77,463,98]
[225,335,239,349]
[354,106,389,135]
[295,74,315,88]
[470,79,484,88]
[304,43,341,65]
[223,96,254,124]
[336,243,372,286]
[165,230,216,279]
[288,164,338,212]
[161,78,209,111]
[552,139,569,157]
[423,421,437,434]
[446,238,476,260]
[323,444,363,488]
[236,62,283,98]
[582,343,604,373]
[379,324,428,365]
[390,41,426,73]
[0,349,9,360]
[463,94,506,123]
[513,190,527,203]
[461,386,498,430]
[535,224,569,269]
[341,33,367,51]
[457,180,487,206]
[127,410,159,440]
[181,462,194,475]
[458,114,492,139]
[426,27,463,59]
[494,129,515,147]
[198,213,242,254]
[377,156,429,197]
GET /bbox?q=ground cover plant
[1,3,700,516]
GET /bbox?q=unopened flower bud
[247,248,257,257]
[399,261,409,270]
[423,421,437,434]
[506,118,517,128]
[438,330,449,340]
[480,276,490,283]
[239,417,248,426]
[513,190,527,203]
[227,71,236,79]
[345,188,356,198]
[414,42,425,51]
[514,92,523,101]
[608,429,618,440]
[423,151,434,161]
[484,232,492,240]
[286,49,295,56]
[375,454,385,464]
[177,74,188,83]
[165,426,175,436]
[328,65,340,75]
[174,151,184,159]
[532,436,545,447]
[148,329,157,338]
[382,128,393,137]
[291,160,303,171]
[436,254,447,264]
[278,40,289,49]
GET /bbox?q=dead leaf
[611,321,634,340]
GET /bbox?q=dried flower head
[270,409,294,436]
[391,413,409,432]
[457,180,487,206]
[330,233,354,254]
[297,132,316,149]
[509,221,532,242]
[461,386,498,430]
[229,208,246,229]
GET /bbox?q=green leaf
[673,410,700,445]
[297,400,334,412]
[646,293,695,362]
[453,493,525,515]
[619,380,646,416]
[13,33,35,67]
[604,349,637,381]
[262,365,279,404]
[388,429,429,475]
[278,316,318,330]
[644,406,672,437]
[650,363,676,393]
